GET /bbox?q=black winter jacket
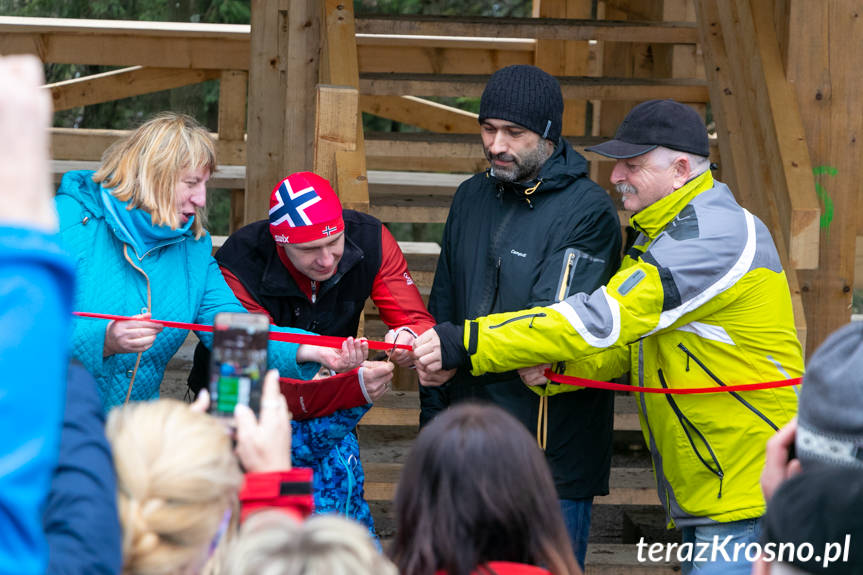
[421,139,622,499]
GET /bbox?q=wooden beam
[0,16,249,69]
[787,0,862,354]
[46,66,219,112]
[245,0,319,225]
[360,95,478,133]
[314,86,359,190]
[739,0,819,270]
[695,0,807,348]
[360,73,709,101]
[50,127,246,165]
[534,0,592,137]
[357,43,533,74]
[321,0,359,88]
[320,1,368,211]
[354,15,698,44]
[218,70,248,232]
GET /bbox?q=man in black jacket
[419,65,621,568]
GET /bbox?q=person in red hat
[189,171,434,395]
[186,171,434,535]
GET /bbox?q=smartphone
[208,312,269,418]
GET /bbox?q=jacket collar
[630,170,714,238]
[259,233,365,299]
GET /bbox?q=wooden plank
[280,0,320,187]
[335,148,370,212]
[695,0,807,347]
[358,390,642,432]
[245,0,319,225]
[855,237,863,290]
[0,16,248,36]
[359,95,478,133]
[320,1,368,211]
[354,15,698,44]
[0,17,249,70]
[365,132,717,172]
[245,0,285,223]
[314,86,359,189]
[47,66,219,112]
[739,0,819,270]
[357,34,534,51]
[50,127,245,165]
[584,544,678,574]
[321,0,359,88]
[357,44,532,75]
[534,0,592,138]
[788,0,861,354]
[359,73,709,102]
[218,70,247,141]
[218,70,248,232]
[51,160,246,189]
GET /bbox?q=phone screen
[208,312,269,417]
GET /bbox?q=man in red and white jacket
[188,171,435,416]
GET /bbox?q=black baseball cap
[585,99,709,159]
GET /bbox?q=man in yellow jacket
[414,99,801,575]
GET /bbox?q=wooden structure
[2,1,856,354]
[3,1,861,570]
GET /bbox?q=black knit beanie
[479,65,563,142]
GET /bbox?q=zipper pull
[311,280,317,304]
[686,354,690,372]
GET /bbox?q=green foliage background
[1,0,529,240]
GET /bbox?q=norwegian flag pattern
[269,180,322,227]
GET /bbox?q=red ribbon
[543,368,801,394]
[73,311,413,351]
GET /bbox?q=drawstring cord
[121,244,152,405]
[536,395,548,451]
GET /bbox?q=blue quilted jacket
[56,171,376,534]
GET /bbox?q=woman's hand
[103,313,163,357]
[360,361,395,402]
[297,337,369,373]
[234,370,292,473]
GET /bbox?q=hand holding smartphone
[208,312,269,418]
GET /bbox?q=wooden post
[246,0,319,226]
[695,0,809,347]
[318,0,369,213]
[785,0,863,354]
[218,70,248,233]
[533,0,592,137]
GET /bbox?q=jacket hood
[57,170,106,216]
[489,138,590,197]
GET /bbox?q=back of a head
[391,403,580,575]
[224,512,396,575]
[762,466,863,574]
[106,399,243,575]
[797,321,863,470]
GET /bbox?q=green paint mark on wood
[813,165,836,238]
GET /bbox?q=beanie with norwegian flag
[268,172,345,244]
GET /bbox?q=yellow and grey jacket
[464,170,802,528]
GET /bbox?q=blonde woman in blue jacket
[56,112,363,408]
[56,113,377,532]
